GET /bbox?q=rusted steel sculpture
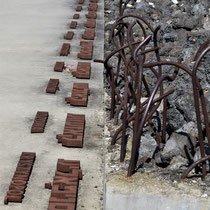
[45,159,82,210]
[182,42,210,179]
[98,0,210,179]
[4,152,36,204]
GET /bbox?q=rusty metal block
[55,171,81,179]
[49,197,76,204]
[56,113,85,147]
[78,41,93,60]
[65,83,89,107]
[48,203,75,210]
[73,82,90,93]
[51,184,77,197]
[12,174,29,181]
[64,31,74,40]
[88,3,98,11]
[78,0,84,4]
[4,152,36,204]
[60,43,70,56]
[31,112,48,133]
[45,182,52,189]
[73,14,80,19]
[76,6,82,11]
[55,171,82,180]
[61,135,84,147]
[20,152,36,160]
[54,62,64,72]
[85,19,96,28]
[65,95,87,107]
[46,79,59,94]
[4,196,22,204]
[46,159,82,209]
[73,62,91,79]
[52,177,78,187]
[82,28,95,40]
[70,21,77,29]
[57,159,80,173]
[86,11,97,19]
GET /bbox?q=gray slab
[0,0,104,209]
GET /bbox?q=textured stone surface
[138,135,158,160]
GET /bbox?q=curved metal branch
[182,155,210,179]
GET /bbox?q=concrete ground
[0,0,104,209]
[105,171,210,210]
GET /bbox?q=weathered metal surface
[78,0,84,4]
[73,14,80,19]
[54,62,64,72]
[85,19,96,28]
[56,113,85,148]
[70,21,77,29]
[86,11,97,19]
[46,79,59,94]
[76,6,82,12]
[64,31,74,40]
[65,83,89,107]
[45,159,82,210]
[88,3,98,11]
[78,41,93,60]
[72,62,91,79]
[82,29,95,40]
[60,43,70,56]
[31,111,49,133]
[4,152,36,204]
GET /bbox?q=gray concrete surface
[104,163,210,210]
[0,0,104,209]
[106,192,210,210]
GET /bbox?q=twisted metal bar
[128,71,179,176]
[191,45,210,179]
[102,2,210,179]
[182,155,210,179]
